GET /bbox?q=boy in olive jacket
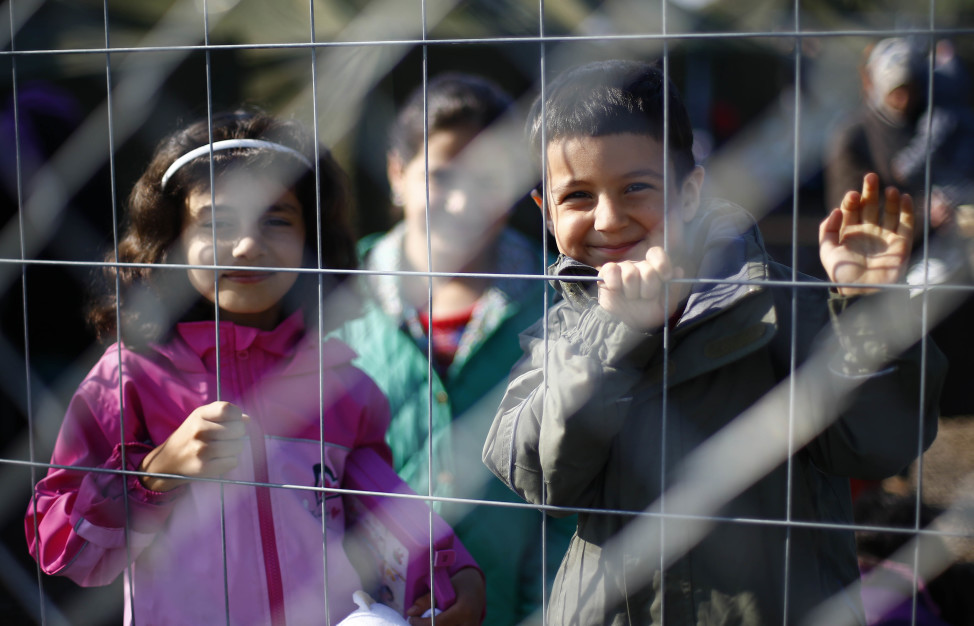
[482,59,945,625]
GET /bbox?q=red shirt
[417,303,477,374]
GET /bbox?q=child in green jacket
[337,73,574,626]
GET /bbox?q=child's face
[538,133,703,270]
[180,176,306,330]
[388,126,516,262]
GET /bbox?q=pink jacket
[26,311,476,625]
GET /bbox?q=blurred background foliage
[1,1,973,624]
[2,0,973,233]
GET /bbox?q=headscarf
[865,37,926,125]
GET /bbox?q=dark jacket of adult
[824,104,919,212]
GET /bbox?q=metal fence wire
[2,1,974,625]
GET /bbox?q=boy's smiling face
[538,133,703,270]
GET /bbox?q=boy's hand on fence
[138,401,250,492]
[406,567,485,626]
[598,246,686,331]
[820,172,914,296]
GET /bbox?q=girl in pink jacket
[25,110,483,626]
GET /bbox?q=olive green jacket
[483,202,945,626]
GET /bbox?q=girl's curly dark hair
[87,108,357,348]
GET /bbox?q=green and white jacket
[334,223,575,626]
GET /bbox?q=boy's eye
[430,170,457,187]
[625,182,654,193]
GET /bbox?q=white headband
[160,139,313,189]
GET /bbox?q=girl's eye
[200,219,233,230]
[263,206,301,227]
[560,190,591,203]
[264,216,293,227]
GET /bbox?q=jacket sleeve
[802,290,946,479]
[25,382,181,587]
[483,302,661,512]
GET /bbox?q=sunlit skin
[540,134,913,331]
[180,176,306,330]
[388,125,517,316]
[405,567,486,626]
[138,176,306,493]
[820,172,914,295]
[862,68,921,123]
[884,85,915,117]
[140,175,487,625]
[537,133,704,331]
[390,125,515,268]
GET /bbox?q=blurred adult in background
[826,38,974,416]
[824,37,929,214]
[890,39,974,232]
[333,73,574,626]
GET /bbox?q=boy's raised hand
[598,246,686,331]
[819,172,914,295]
[138,401,250,492]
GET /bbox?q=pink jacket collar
[151,310,357,374]
[175,309,306,358]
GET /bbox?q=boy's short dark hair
[389,72,513,162]
[528,59,696,182]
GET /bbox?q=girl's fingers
[202,419,248,441]
[204,456,240,478]
[196,405,249,441]
[199,401,246,424]
[406,594,433,616]
[202,438,245,463]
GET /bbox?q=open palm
[819,173,914,296]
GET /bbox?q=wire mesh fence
[2,1,974,624]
